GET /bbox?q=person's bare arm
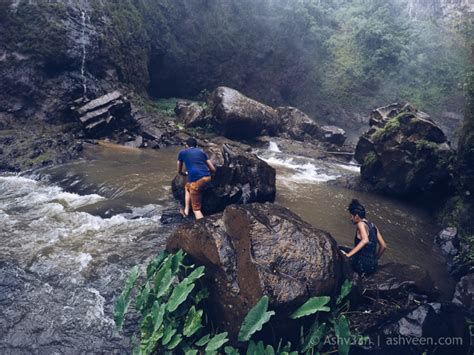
[346,222,369,258]
[177,161,186,176]
[376,228,387,259]
[206,159,216,174]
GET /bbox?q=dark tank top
[352,220,378,274]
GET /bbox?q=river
[0,142,453,353]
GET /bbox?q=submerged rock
[171,143,276,215]
[166,202,345,340]
[362,262,437,300]
[354,103,454,203]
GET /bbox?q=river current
[0,142,453,353]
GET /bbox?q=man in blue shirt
[177,137,216,219]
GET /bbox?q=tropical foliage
[115,251,356,354]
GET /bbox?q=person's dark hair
[348,199,366,218]
[186,137,197,147]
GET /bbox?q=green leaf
[246,340,264,355]
[302,321,326,352]
[171,249,185,273]
[265,345,275,355]
[238,296,275,342]
[334,315,351,355]
[224,346,240,355]
[155,268,173,299]
[289,296,331,319]
[195,334,211,347]
[146,251,168,278]
[135,281,152,312]
[184,349,198,355]
[167,281,195,312]
[167,333,183,350]
[162,323,177,346]
[183,306,203,337]
[205,332,229,352]
[246,340,257,355]
[114,265,140,331]
[183,266,205,285]
[336,280,352,305]
[151,301,166,331]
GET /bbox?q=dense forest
[1,0,471,136]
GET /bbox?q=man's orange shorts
[185,175,211,212]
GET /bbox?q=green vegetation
[115,251,357,354]
[363,151,378,168]
[154,98,180,118]
[415,140,439,152]
[0,2,69,64]
[371,116,400,141]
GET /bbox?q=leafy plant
[115,251,357,354]
[114,250,229,355]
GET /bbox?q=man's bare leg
[194,210,204,220]
[183,188,191,216]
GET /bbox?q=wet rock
[354,103,454,203]
[276,106,321,141]
[175,101,207,128]
[171,143,276,215]
[71,91,137,138]
[123,135,143,148]
[276,107,346,146]
[211,86,280,138]
[435,227,459,257]
[362,262,437,300]
[159,208,186,225]
[166,202,345,340]
[452,274,474,316]
[370,302,469,355]
[320,125,347,146]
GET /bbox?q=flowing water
[0,142,453,353]
[80,10,88,97]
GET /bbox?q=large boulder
[276,106,346,146]
[211,87,280,139]
[171,143,276,215]
[354,103,455,203]
[166,202,345,340]
[276,106,321,141]
[362,262,438,300]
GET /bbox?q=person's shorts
[185,176,211,212]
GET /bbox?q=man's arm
[177,161,186,176]
[206,159,216,174]
[345,222,369,258]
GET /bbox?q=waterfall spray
[80,10,87,98]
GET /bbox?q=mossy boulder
[355,103,455,204]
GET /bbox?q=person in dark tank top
[341,199,387,275]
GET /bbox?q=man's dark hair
[186,137,197,147]
[348,199,366,218]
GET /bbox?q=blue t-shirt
[178,147,211,182]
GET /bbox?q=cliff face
[406,0,474,21]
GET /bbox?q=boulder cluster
[354,103,455,203]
